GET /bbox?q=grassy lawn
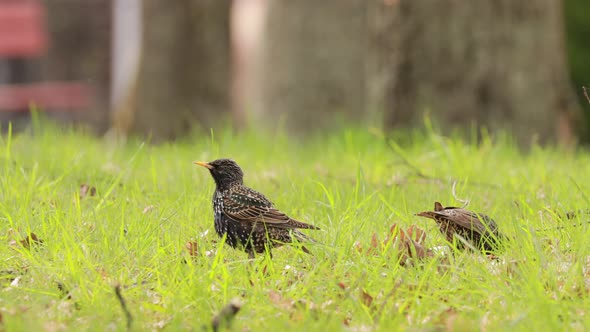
[1,123,590,331]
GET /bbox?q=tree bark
[131,0,231,142]
[41,0,111,132]
[259,0,367,134]
[367,0,398,119]
[384,0,580,146]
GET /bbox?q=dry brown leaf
[185,241,198,257]
[407,239,432,258]
[11,233,43,250]
[388,224,431,265]
[388,223,401,237]
[356,224,433,265]
[360,289,374,308]
[406,225,426,243]
[343,317,351,326]
[354,241,364,253]
[369,233,379,253]
[79,184,97,199]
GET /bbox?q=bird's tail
[291,230,320,255]
[293,230,318,244]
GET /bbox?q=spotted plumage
[416,202,503,252]
[195,158,319,258]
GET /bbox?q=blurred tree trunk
[259,0,367,134]
[384,0,580,146]
[42,0,112,132]
[129,0,230,142]
[367,0,397,120]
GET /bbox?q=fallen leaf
[406,225,426,243]
[406,238,432,258]
[185,241,199,257]
[10,233,44,250]
[387,223,401,241]
[369,233,379,254]
[355,233,381,255]
[360,289,374,308]
[343,317,351,326]
[79,184,97,199]
[354,241,363,253]
[397,225,432,266]
[356,224,433,266]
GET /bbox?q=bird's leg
[248,251,256,260]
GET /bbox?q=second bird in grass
[416,202,503,253]
[195,158,319,258]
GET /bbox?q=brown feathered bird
[195,158,319,258]
[416,202,503,252]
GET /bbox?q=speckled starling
[416,202,503,252]
[194,158,319,258]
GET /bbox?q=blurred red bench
[0,0,92,111]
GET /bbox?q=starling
[194,158,319,258]
[416,202,503,252]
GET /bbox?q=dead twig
[583,86,590,105]
[384,138,500,189]
[115,284,133,330]
[451,181,470,208]
[211,298,243,332]
[385,138,438,182]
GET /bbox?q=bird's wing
[223,186,317,229]
[438,209,496,235]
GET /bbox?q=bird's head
[194,158,244,189]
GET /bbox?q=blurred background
[0,0,589,145]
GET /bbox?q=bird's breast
[213,192,224,215]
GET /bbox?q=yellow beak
[193,161,213,169]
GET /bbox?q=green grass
[1,123,590,331]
